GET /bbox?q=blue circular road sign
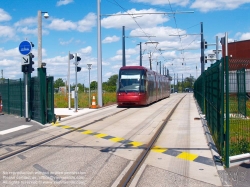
[19,41,32,55]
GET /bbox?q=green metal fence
[0,75,54,124]
[0,78,24,116]
[194,58,250,167]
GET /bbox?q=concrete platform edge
[193,96,232,187]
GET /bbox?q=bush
[54,92,117,108]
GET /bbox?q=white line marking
[0,125,32,135]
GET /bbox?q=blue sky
[0,0,250,85]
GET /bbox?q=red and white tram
[117,66,170,107]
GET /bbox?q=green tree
[90,81,97,91]
[77,83,84,92]
[102,74,118,92]
[107,74,118,86]
[54,78,65,88]
[184,76,195,88]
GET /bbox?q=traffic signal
[22,64,29,73]
[201,40,208,49]
[21,57,29,73]
[205,56,207,63]
[75,54,81,72]
[76,56,81,62]
[69,53,74,60]
[77,67,81,72]
[28,53,35,73]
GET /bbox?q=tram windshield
[118,69,145,92]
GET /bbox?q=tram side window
[140,74,145,92]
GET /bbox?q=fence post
[225,33,230,168]
[220,58,224,159]
[20,78,22,117]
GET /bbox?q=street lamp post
[38,10,49,68]
[87,64,92,108]
[37,10,49,124]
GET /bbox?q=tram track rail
[0,94,186,187]
[117,95,186,187]
[0,108,129,161]
[0,97,178,159]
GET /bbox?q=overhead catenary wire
[105,0,198,75]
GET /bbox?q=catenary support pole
[74,53,78,112]
[97,0,103,107]
[139,42,142,66]
[200,22,205,74]
[68,51,71,110]
[122,26,126,67]
[25,73,28,121]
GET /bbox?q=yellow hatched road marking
[177,152,198,161]
[151,146,168,153]
[81,130,93,134]
[51,123,213,166]
[129,141,143,147]
[52,123,60,126]
[110,137,124,142]
[62,125,72,129]
[95,133,108,138]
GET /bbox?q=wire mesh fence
[228,59,250,157]
[0,75,54,124]
[194,58,250,167]
[0,78,24,116]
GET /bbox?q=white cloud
[47,13,96,32]
[191,0,250,12]
[130,26,186,41]
[46,55,67,66]
[131,0,189,6]
[102,35,120,43]
[14,17,37,27]
[77,13,96,32]
[239,32,250,40]
[56,0,74,6]
[47,18,77,31]
[0,26,15,39]
[16,27,37,35]
[59,38,74,45]
[101,8,168,29]
[78,46,92,55]
[104,72,115,78]
[110,55,122,61]
[129,26,200,51]
[0,47,20,58]
[233,32,250,41]
[126,48,137,55]
[0,8,11,22]
[0,59,17,66]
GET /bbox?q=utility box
[71,91,75,99]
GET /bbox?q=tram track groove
[117,94,186,187]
